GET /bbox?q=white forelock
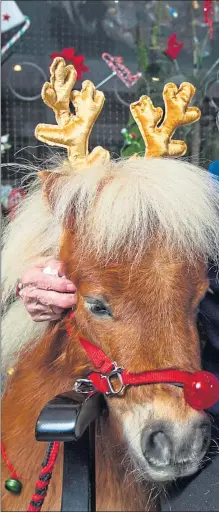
[2,157,219,366]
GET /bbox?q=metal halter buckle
[73,364,126,396]
[74,378,96,394]
[101,363,126,396]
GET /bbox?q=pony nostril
[142,429,172,467]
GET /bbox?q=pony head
[2,58,219,484]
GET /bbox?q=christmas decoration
[164,33,184,60]
[1,134,11,154]
[1,442,22,494]
[118,1,219,164]
[204,0,214,39]
[96,53,142,89]
[165,4,178,18]
[1,185,25,220]
[1,1,25,33]
[8,189,26,220]
[1,185,12,210]
[3,13,10,21]
[5,478,22,494]
[1,1,30,57]
[51,48,89,80]
[120,127,144,157]
[120,118,145,158]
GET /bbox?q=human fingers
[23,300,65,322]
[21,267,76,293]
[20,286,77,310]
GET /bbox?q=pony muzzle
[140,417,211,481]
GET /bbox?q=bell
[5,478,22,494]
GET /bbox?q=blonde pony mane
[2,157,219,367]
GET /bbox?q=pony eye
[84,297,112,318]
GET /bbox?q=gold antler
[35,57,109,167]
[130,82,201,158]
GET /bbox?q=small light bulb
[7,367,15,375]
[14,64,22,72]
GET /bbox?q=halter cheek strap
[66,315,219,412]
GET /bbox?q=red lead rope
[27,442,60,512]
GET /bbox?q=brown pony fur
[2,218,209,511]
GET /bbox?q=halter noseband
[66,314,219,412]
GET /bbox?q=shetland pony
[2,58,219,511]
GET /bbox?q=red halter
[67,313,219,411]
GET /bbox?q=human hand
[18,258,76,322]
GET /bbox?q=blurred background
[1,0,219,216]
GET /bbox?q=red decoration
[184,371,219,411]
[164,33,184,60]
[204,1,214,40]
[8,188,25,221]
[3,13,10,21]
[51,48,89,81]
[102,53,142,88]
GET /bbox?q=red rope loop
[1,441,21,480]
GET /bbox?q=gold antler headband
[130,83,200,158]
[35,57,110,167]
[35,57,201,164]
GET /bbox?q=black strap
[61,423,96,512]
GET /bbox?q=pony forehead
[51,156,219,264]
